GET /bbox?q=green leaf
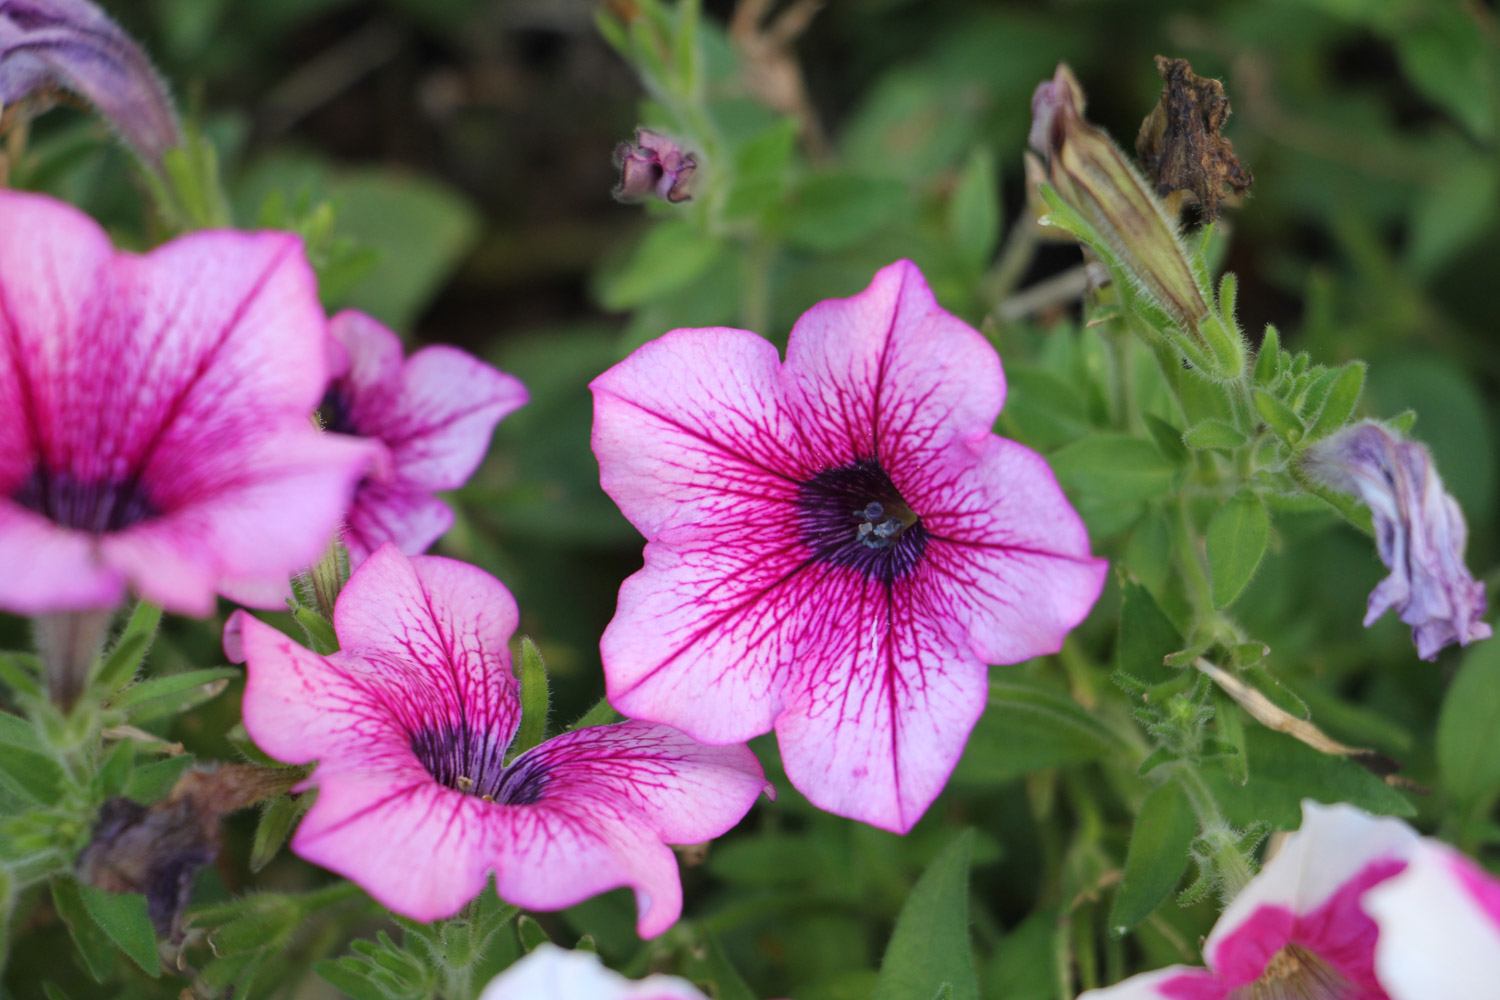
[326,170,481,328]
[874,830,979,1000]
[1254,389,1305,446]
[1210,689,1249,785]
[1182,419,1247,450]
[679,932,757,1000]
[293,606,340,656]
[51,879,115,982]
[1394,6,1492,139]
[0,739,65,803]
[779,173,912,253]
[249,794,309,873]
[512,638,550,758]
[42,984,71,1000]
[596,221,724,311]
[1438,640,1500,813]
[93,739,136,799]
[124,755,195,802]
[1050,434,1178,502]
[93,602,162,695]
[1304,362,1366,441]
[517,914,551,952]
[1143,415,1189,466]
[1108,781,1196,934]
[1206,492,1270,609]
[112,668,239,711]
[949,147,1000,272]
[77,884,160,976]
[1207,727,1414,830]
[566,696,621,732]
[314,959,393,1000]
[1115,577,1182,686]
[0,650,43,699]
[1253,325,1282,387]
[952,680,1121,785]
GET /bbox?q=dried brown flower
[1136,56,1253,221]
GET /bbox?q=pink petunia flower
[226,544,770,937]
[0,191,377,616]
[613,129,697,204]
[590,259,1106,833]
[478,943,709,1000]
[317,310,527,565]
[1366,837,1500,998]
[1081,801,1420,1000]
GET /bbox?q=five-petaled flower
[226,544,770,937]
[0,0,181,166]
[478,943,710,1000]
[591,259,1106,833]
[1366,835,1500,998]
[0,190,377,616]
[317,310,528,565]
[1303,420,1491,661]
[1080,801,1419,1000]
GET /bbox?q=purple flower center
[409,723,549,805]
[11,466,157,532]
[797,458,928,584]
[317,387,358,436]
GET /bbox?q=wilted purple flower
[319,310,528,566]
[613,129,696,204]
[0,0,181,166]
[1304,421,1491,660]
[227,544,770,937]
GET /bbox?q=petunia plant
[0,1,1498,999]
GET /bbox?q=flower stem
[1171,762,1254,900]
[35,609,114,714]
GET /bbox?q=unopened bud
[0,0,181,167]
[613,128,696,204]
[1030,64,1243,375]
[1303,421,1492,661]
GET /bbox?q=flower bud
[1029,65,1243,377]
[613,128,696,203]
[0,0,181,167]
[1303,421,1492,661]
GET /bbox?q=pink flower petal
[0,506,124,613]
[781,259,1005,474]
[293,771,495,921]
[591,325,804,540]
[1080,967,1224,1000]
[773,567,989,831]
[342,479,454,564]
[323,310,527,562]
[1367,840,1500,999]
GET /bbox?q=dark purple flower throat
[12,466,157,532]
[410,722,549,805]
[797,458,928,585]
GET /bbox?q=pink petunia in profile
[0,190,377,617]
[591,259,1106,833]
[226,544,770,937]
[317,310,527,565]
[1079,801,1420,1000]
[1366,836,1500,998]
[478,943,710,1000]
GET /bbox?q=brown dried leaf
[1137,56,1253,221]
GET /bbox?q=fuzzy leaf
[77,884,159,976]
[1183,419,1247,450]
[1109,780,1196,934]
[93,602,163,695]
[874,830,979,1000]
[1207,492,1270,609]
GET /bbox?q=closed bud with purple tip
[613,128,696,204]
[1303,420,1492,660]
[0,0,181,167]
